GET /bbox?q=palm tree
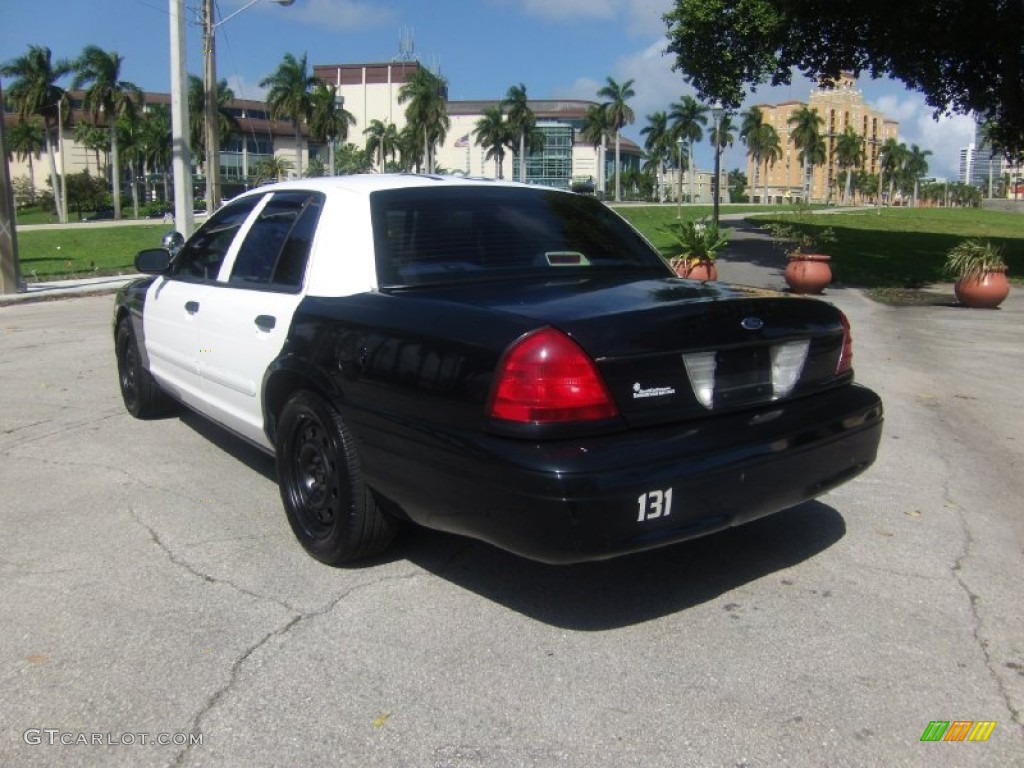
[1,45,73,222]
[398,66,450,173]
[308,82,355,176]
[71,45,141,220]
[787,106,824,203]
[739,107,765,202]
[260,52,317,177]
[6,118,46,203]
[711,113,736,154]
[251,155,292,184]
[395,124,420,172]
[73,121,108,174]
[137,105,172,203]
[835,126,864,205]
[759,124,782,204]
[363,118,400,172]
[904,144,932,207]
[187,74,240,174]
[580,103,612,197]
[596,77,635,202]
[880,138,909,204]
[502,83,536,183]
[116,109,145,218]
[798,134,827,202]
[640,111,671,203]
[669,96,708,204]
[473,105,512,179]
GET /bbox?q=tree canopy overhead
[663,0,1024,158]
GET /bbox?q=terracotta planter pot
[785,253,832,294]
[955,267,1010,309]
[674,259,718,281]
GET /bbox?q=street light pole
[169,0,194,238]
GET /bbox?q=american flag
[454,133,470,148]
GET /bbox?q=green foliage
[334,143,373,174]
[65,171,110,219]
[944,239,1006,281]
[762,205,836,256]
[663,216,732,266]
[663,0,1024,160]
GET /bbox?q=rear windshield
[370,186,668,287]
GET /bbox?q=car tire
[116,319,174,419]
[276,390,398,564]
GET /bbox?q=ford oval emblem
[741,316,764,331]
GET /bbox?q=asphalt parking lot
[1,263,1022,766]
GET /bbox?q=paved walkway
[0,274,139,306]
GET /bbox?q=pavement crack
[170,570,422,766]
[129,504,299,614]
[947,496,1023,728]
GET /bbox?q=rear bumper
[355,384,883,564]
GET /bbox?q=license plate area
[714,346,772,407]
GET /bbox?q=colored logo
[920,721,996,742]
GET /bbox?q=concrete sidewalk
[0,274,138,306]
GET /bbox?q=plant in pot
[664,216,731,281]
[764,218,836,294]
[944,239,1010,309]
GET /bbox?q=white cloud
[505,0,672,36]
[282,0,396,31]
[868,91,975,180]
[223,74,268,103]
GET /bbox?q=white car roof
[233,173,546,201]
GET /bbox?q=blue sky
[1,0,974,179]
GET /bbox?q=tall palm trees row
[627,92,935,207]
[1,44,141,222]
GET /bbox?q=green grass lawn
[750,207,1024,288]
[13,203,1024,288]
[618,204,1024,289]
[16,225,167,280]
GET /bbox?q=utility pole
[1,80,24,294]
[203,0,221,213]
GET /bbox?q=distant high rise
[962,119,1003,191]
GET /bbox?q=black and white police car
[113,174,882,565]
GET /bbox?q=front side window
[171,197,261,281]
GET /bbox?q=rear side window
[229,191,323,290]
[171,197,260,281]
[370,186,665,287]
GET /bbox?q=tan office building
[747,73,899,203]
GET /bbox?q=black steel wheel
[115,319,173,419]
[276,390,397,564]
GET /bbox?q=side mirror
[135,248,172,275]
[161,230,185,257]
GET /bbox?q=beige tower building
[746,74,899,203]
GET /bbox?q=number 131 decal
[637,488,673,522]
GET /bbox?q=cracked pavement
[1,281,1022,767]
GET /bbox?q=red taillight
[489,328,620,424]
[837,311,854,375]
